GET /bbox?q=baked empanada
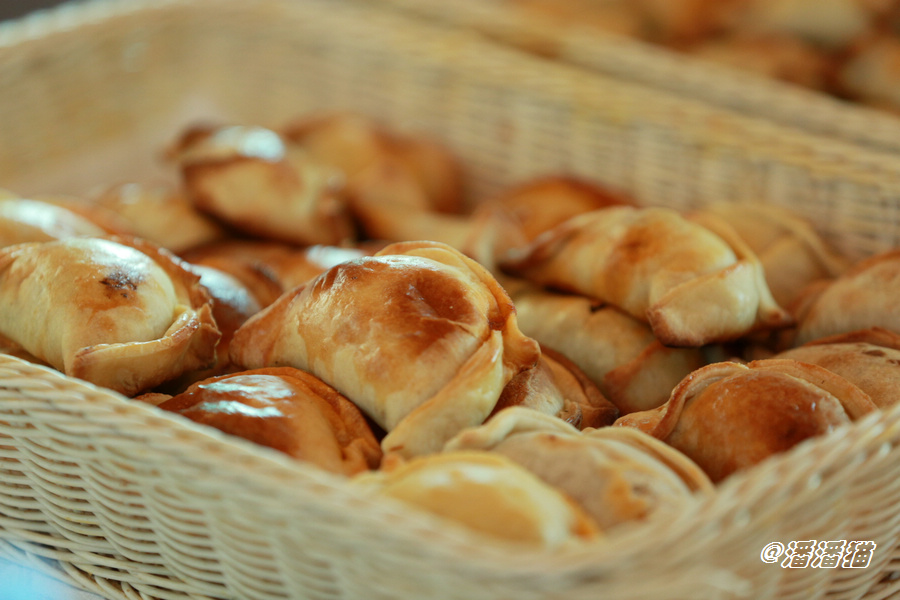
[158,263,266,389]
[154,367,382,476]
[503,205,790,346]
[792,249,900,345]
[466,176,634,270]
[777,327,900,409]
[446,407,712,531]
[282,112,463,215]
[691,202,847,307]
[0,196,108,247]
[183,239,370,301]
[0,236,220,395]
[170,124,353,245]
[353,450,598,547]
[92,182,226,254]
[615,359,877,482]
[504,280,706,414]
[489,347,619,429]
[230,240,540,457]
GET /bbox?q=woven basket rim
[1,349,897,575]
[376,0,900,155]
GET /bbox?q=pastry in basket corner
[351,407,711,548]
[229,240,616,458]
[0,235,220,396]
[614,358,877,482]
[139,367,382,476]
[443,407,713,533]
[354,448,600,548]
[502,204,792,347]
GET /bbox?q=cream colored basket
[378,0,900,155]
[4,1,900,599]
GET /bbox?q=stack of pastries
[1,111,893,546]
[501,0,900,114]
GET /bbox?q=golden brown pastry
[230,240,540,457]
[170,124,353,245]
[282,112,464,215]
[183,239,371,304]
[446,408,712,531]
[464,176,634,270]
[792,249,900,345]
[157,263,266,390]
[353,450,599,547]
[503,205,790,347]
[480,177,633,243]
[776,327,900,409]
[505,280,706,414]
[489,347,619,429]
[615,359,877,482]
[691,202,848,307]
[0,236,220,395]
[154,367,382,476]
[91,182,226,254]
[327,175,632,275]
[0,195,109,247]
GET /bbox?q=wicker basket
[4,1,900,599]
[377,0,900,155]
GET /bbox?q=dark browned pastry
[156,367,383,476]
[615,359,876,482]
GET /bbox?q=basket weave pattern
[378,0,900,155]
[2,1,900,598]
